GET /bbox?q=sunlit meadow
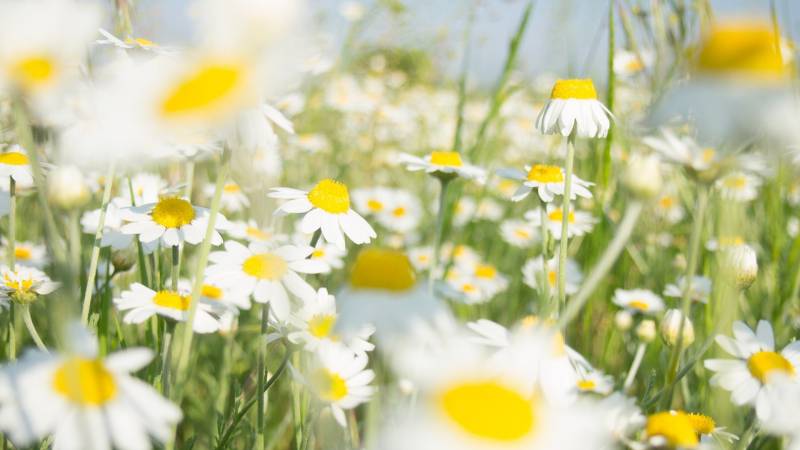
[0,0,798,449]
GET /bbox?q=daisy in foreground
[704,320,800,419]
[306,342,375,427]
[0,265,59,304]
[120,196,229,249]
[269,179,376,250]
[0,325,181,450]
[535,79,612,138]
[398,151,486,182]
[498,163,593,203]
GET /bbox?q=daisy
[376,190,422,233]
[447,261,509,302]
[663,275,712,304]
[269,179,376,250]
[0,241,47,268]
[204,182,250,212]
[288,288,374,354]
[226,219,281,244]
[613,49,652,78]
[644,411,701,448]
[81,198,134,250]
[205,241,325,320]
[408,246,433,271]
[0,324,181,450]
[305,342,375,427]
[716,171,762,202]
[574,370,614,396]
[498,164,593,202]
[398,151,486,182]
[0,146,34,188]
[613,289,664,315]
[123,173,166,207]
[0,265,58,305]
[120,196,230,249]
[178,279,251,312]
[761,376,800,449]
[704,320,800,419]
[499,219,538,248]
[525,204,597,240]
[643,128,721,176]
[96,28,168,54]
[306,241,345,274]
[654,191,685,224]
[114,283,224,333]
[535,79,612,138]
[522,256,583,296]
[351,187,394,216]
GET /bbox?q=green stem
[81,162,116,325]
[256,304,270,449]
[557,134,576,314]
[161,321,174,396]
[623,342,646,392]
[538,199,552,314]
[7,177,15,271]
[171,245,179,292]
[128,177,150,286]
[68,210,81,291]
[429,177,452,294]
[20,304,46,351]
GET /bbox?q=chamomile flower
[288,288,374,354]
[522,256,583,296]
[114,283,224,333]
[0,265,58,305]
[0,325,181,450]
[535,79,613,138]
[205,241,325,320]
[643,128,721,177]
[525,204,597,240]
[81,198,134,250]
[716,171,762,202]
[500,219,538,248]
[376,190,422,233]
[180,279,251,312]
[408,246,434,271]
[269,179,376,250]
[614,49,653,78]
[351,187,394,216]
[761,376,800,449]
[664,276,712,304]
[613,289,665,315]
[498,164,593,202]
[574,370,614,396]
[205,182,250,212]
[644,411,701,448]
[398,151,486,182]
[0,146,34,188]
[446,261,509,303]
[306,342,375,427]
[96,28,168,54]
[0,241,47,268]
[306,241,345,274]
[226,219,281,244]
[120,197,230,249]
[704,320,800,420]
[654,191,686,224]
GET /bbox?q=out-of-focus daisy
[522,256,583,296]
[96,29,167,54]
[288,288,374,354]
[446,261,509,304]
[663,275,712,304]
[451,196,476,227]
[704,320,800,420]
[206,241,324,320]
[305,342,374,427]
[306,241,345,274]
[398,151,486,182]
[500,219,538,248]
[0,241,47,268]
[204,182,250,213]
[498,164,593,202]
[654,191,685,224]
[377,190,422,233]
[351,187,392,216]
[761,377,800,449]
[0,265,58,304]
[535,79,612,138]
[614,49,653,78]
[269,179,376,250]
[716,171,761,202]
[120,197,229,249]
[705,235,746,251]
[226,219,280,244]
[0,146,34,188]
[408,246,433,271]
[574,370,614,395]
[644,410,736,449]
[123,173,166,207]
[0,325,181,450]
[81,199,134,250]
[526,204,597,240]
[178,278,251,312]
[114,283,224,333]
[613,289,664,315]
[643,129,721,177]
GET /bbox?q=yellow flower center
[719,236,745,247]
[151,198,195,229]
[0,152,29,166]
[201,284,223,300]
[646,411,699,448]
[223,183,241,193]
[9,55,56,90]
[439,381,536,442]
[245,226,271,241]
[526,164,564,183]
[307,179,350,214]
[547,270,557,287]
[474,264,497,279]
[696,23,785,79]
[747,351,795,383]
[311,249,326,259]
[576,379,596,391]
[14,247,32,260]
[125,37,156,47]
[350,248,416,291]
[3,272,34,293]
[629,300,650,311]
[514,229,530,239]
[429,151,463,167]
[312,369,348,401]
[702,148,716,162]
[308,314,336,338]
[242,253,288,281]
[153,290,191,311]
[547,209,575,223]
[723,175,747,189]
[161,62,246,118]
[367,199,384,212]
[658,196,675,209]
[461,282,478,293]
[550,79,598,100]
[392,206,406,217]
[53,358,117,405]
[687,413,716,435]
[626,58,644,72]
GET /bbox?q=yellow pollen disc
[514,229,530,239]
[527,164,564,183]
[223,183,241,193]
[702,148,716,162]
[697,23,785,79]
[392,207,406,217]
[547,209,575,223]
[151,198,195,229]
[439,381,535,442]
[14,247,31,260]
[311,249,325,259]
[577,379,596,391]
[307,179,350,214]
[429,151,463,167]
[350,248,416,291]
[201,284,223,300]
[724,176,747,189]
[550,79,598,100]
[0,152,29,166]
[125,37,156,47]
[312,369,348,401]
[646,412,699,448]
[628,300,650,311]
[687,413,716,435]
[747,351,795,383]
[626,58,644,72]
[659,196,675,209]
[242,253,288,281]
[474,264,497,279]
[521,315,538,328]
[161,62,244,117]
[153,290,191,311]
[308,314,336,338]
[461,283,478,293]
[367,199,383,212]
[719,236,744,247]
[547,270,557,287]
[9,55,56,90]
[53,358,117,406]
[245,227,270,241]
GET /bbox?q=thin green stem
[429,177,452,294]
[256,304,270,449]
[171,245,179,292]
[623,342,646,392]
[557,135,576,314]
[537,199,552,314]
[20,304,46,351]
[81,162,116,325]
[7,177,15,271]
[161,321,174,397]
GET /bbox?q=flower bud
[636,319,657,343]
[721,244,758,289]
[660,309,695,347]
[615,310,633,331]
[111,248,137,273]
[47,166,89,209]
[624,154,663,198]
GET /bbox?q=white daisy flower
[351,187,394,216]
[525,204,597,240]
[0,241,47,268]
[475,198,503,221]
[451,196,476,227]
[180,279,251,312]
[535,79,613,138]
[446,261,509,303]
[81,198,134,250]
[114,283,224,334]
[716,171,762,202]
[500,219,538,248]
[398,151,486,182]
[614,49,653,78]
[613,289,665,315]
[288,288,374,354]
[705,235,747,252]
[0,146,34,188]
[120,196,230,249]
[0,265,58,305]
[522,256,583,296]
[643,128,721,175]
[663,275,712,304]
[498,164,593,202]
[704,320,800,420]
[654,192,685,224]
[122,173,166,207]
[96,28,168,54]
[407,246,433,271]
[269,179,376,250]
[575,370,614,395]
[204,182,250,213]
[376,190,422,233]
[306,241,345,274]
[0,324,181,450]
[205,241,325,320]
[760,376,800,449]
[226,219,281,244]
